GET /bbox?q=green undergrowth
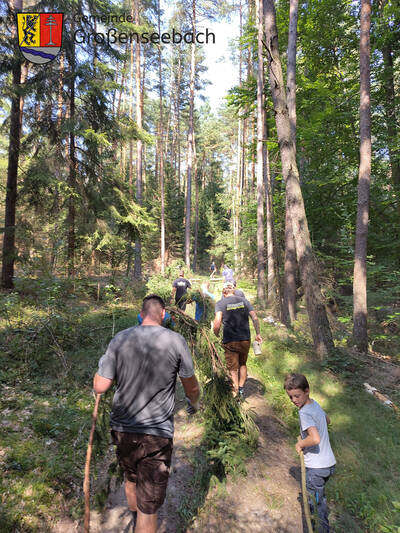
[0,276,142,532]
[0,273,258,532]
[248,322,400,533]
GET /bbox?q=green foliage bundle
[170,306,259,479]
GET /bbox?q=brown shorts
[111,430,173,514]
[222,340,251,371]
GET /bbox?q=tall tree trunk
[256,0,266,306]
[192,156,201,271]
[234,0,243,270]
[158,2,165,274]
[1,0,24,289]
[185,0,196,269]
[282,194,297,325]
[352,0,372,353]
[264,118,279,309]
[128,2,134,192]
[283,0,299,325]
[381,42,400,214]
[67,29,77,278]
[287,0,298,150]
[264,0,334,357]
[134,0,143,280]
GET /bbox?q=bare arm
[249,310,262,343]
[213,311,223,337]
[93,373,113,394]
[295,426,320,454]
[180,375,200,405]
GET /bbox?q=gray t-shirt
[299,400,336,469]
[97,325,195,439]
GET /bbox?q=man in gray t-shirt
[93,294,200,533]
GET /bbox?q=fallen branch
[363,383,398,412]
[83,393,101,533]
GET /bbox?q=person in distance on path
[284,373,336,533]
[209,260,217,278]
[221,264,235,284]
[171,270,191,311]
[93,294,200,533]
[213,282,262,399]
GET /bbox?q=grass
[0,277,142,532]
[248,321,400,533]
[1,274,399,532]
[0,273,257,532]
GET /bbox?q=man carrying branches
[93,294,200,533]
[213,282,262,399]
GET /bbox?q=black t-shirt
[215,295,254,344]
[173,277,191,303]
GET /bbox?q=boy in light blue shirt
[284,373,336,533]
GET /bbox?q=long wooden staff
[83,393,101,533]
[300,449,314,533]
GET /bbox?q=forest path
[54,375,305,533]
[188,376,304,533]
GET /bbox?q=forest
[0,0,399,531]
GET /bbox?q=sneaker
[238,387,244,399]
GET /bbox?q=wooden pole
[300,449,314,533]
[83,393,101,533]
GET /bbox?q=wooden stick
[300,449,314,533]
[83,393,101,533]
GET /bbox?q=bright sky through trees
[202,19,239,111]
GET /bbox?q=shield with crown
[17,13,63,65]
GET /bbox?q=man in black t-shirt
[171,270,192,310]
[213,282,262,399]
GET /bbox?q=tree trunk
[193,157,201,271]
[185,0,196,269]
[264,118,280,310]
[67,32,77,278]
[282,194,297,325]
[128,2,134,192]
[1,0,24,289]
[134,0,143,280]
[234,0,243,270]
[287,0,298,150]
[158,1,165,274]
[256,0,266,306]
[283,0,299,325]
[264,0,334,357]
[381,42,400,214]
[352,0,371,353]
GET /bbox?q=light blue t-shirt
[299,400,336,469]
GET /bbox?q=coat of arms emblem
[17,13,63,64]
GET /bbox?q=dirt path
[53,377,305,533]
[188,377,304,533]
